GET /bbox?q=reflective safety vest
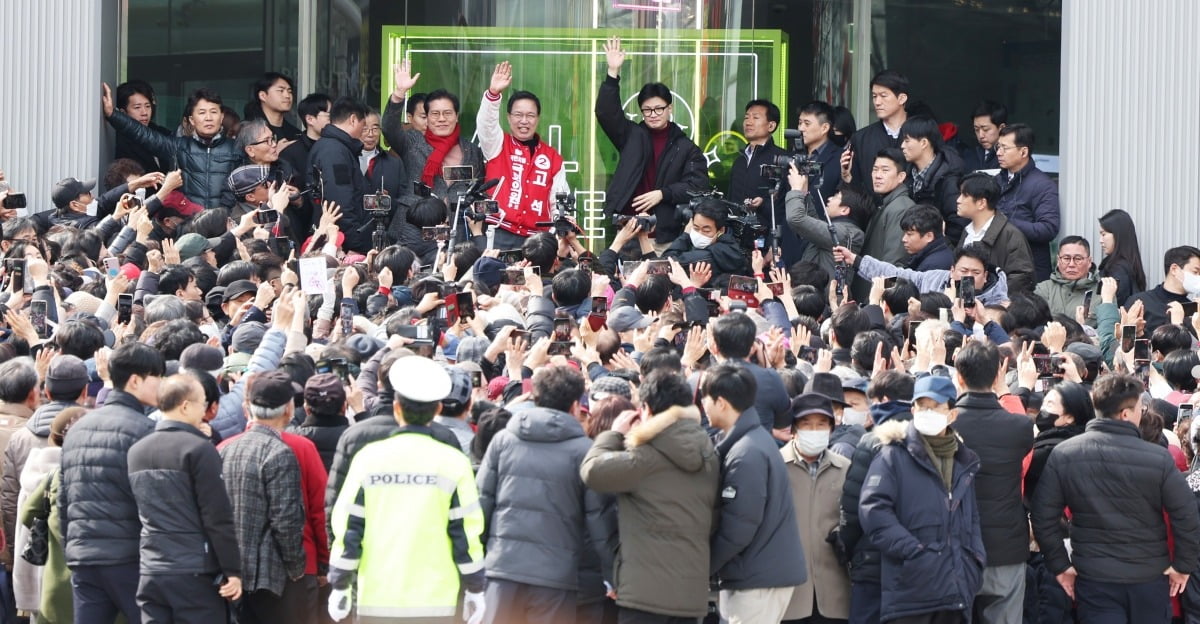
[329,429,484,618]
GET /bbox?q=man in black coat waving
[596,37,708,249]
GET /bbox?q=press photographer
[663,194,752,288]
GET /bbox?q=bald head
[158,374,206,426]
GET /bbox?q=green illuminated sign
[381,26,787,247]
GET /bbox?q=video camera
[760,129,823,180]
[536,192,580,237]
[362,191,392,218]
[612,214,657,230]
[270,166,324,202]
[679,190,766,255]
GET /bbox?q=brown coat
[781,441,852,620]
[580,406,719,618]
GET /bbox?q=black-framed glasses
[249,135,277,147]
[640,105,668,117]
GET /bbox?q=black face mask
[1035,411,1059,432]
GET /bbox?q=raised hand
[603,37,626,78]
[489,61,513,95]
[391,59,421,100]
[101,83,114,118]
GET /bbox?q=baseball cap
[45,355,90,397]
[304,373,347,414]
[913,375,958,406]
[222,280,258,304]
[51,178,95,209]
[247,370,295,410]
[608,307,652,333]
[790,392,835,422]
[175,233,215,261]
[388,356,451,403]
[157,190,204,219]
[441,365,472,407]
[227,165,271,197]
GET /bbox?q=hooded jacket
[476,405,606,592]
[710,411,807,590]
[859,422,985,622]
[13,446,59,612]
[581,406,720,618]
[1035,269,1099,322]
[595,75,709,244]
[1032,418,1200,584]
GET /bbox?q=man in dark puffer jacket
[477,365,609,622]
[60,343,165,623]
[103,84,239,208]
[1033,374,1200,623]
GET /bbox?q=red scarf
[421,125,462,186]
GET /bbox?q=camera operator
[796,101,843,202]
[663,198,751,288]
[727,99,804,267]
[477,62,569,250]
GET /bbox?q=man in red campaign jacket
[476,61,570,250]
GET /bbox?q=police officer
[327,356,486,623]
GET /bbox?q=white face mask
[794,430,831,456]
[1182,271,1200,297]
[841,408,868,427]
[689,231,714,249]
[84,199,98,217]
[912,409,949,436]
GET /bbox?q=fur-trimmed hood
[873,419,910,445]
[626,405,711,473]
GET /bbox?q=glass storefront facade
[124,0,1061,241]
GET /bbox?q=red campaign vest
[484,134,564,237]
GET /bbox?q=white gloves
[328,587,352,622]
[463,590,486,624]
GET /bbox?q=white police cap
[388,355,452,403]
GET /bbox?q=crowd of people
[0,34,1196,624]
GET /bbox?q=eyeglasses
[1058,255,1090,265]
[995,143,1019,153]
[249,135,277,147]
[508,112,538,122]
[427,110,456,120]
[363,126,381,135]
[640,105,668,117]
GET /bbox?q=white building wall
[0,0,118,212]
[1060,0,1200,284]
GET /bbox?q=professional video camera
[612,214,657,230]
[759,129,823,180]
[536,192,581,237]
[680,190,766,255]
